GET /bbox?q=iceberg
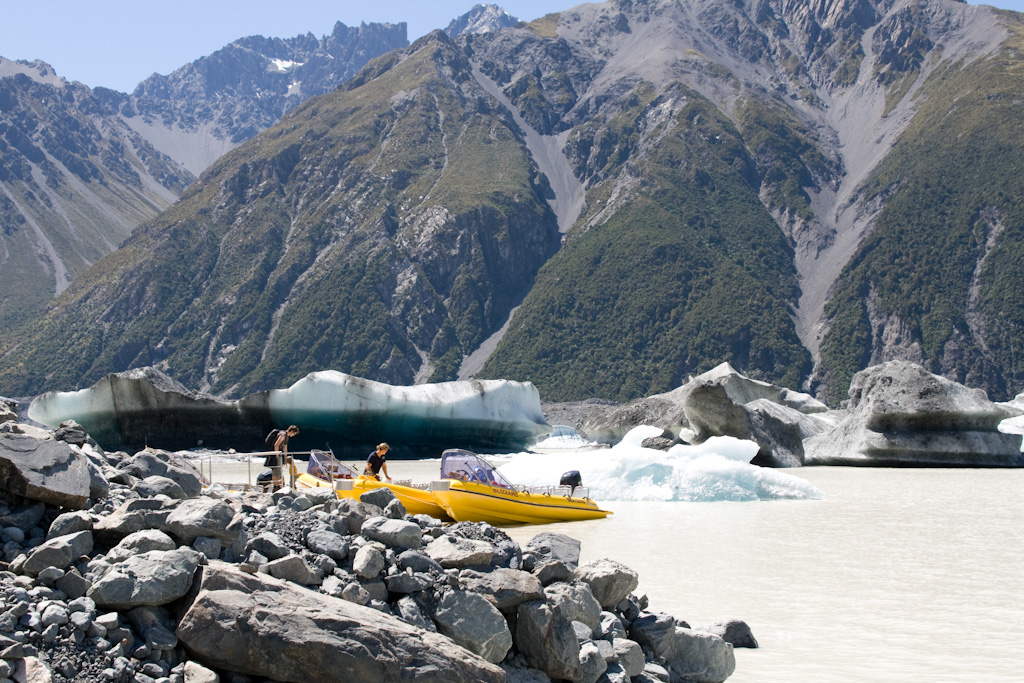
[499,426,825,502]
[28,367,548,454]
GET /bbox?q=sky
[0,1,579,93]
[1,0,1022,94]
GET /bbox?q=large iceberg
[499,426,825,502]
[28,367,549,454]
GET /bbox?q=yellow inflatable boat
[428,449,611,525]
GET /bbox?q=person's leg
[271,465,284,490]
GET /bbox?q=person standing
[272,425,300,489]
[364,442,391,481]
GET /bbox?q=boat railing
[521,484,591,499]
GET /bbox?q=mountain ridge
[2,0,1023,406]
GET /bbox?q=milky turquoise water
[208,457,1023,682]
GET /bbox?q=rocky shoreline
[0,418,753,683]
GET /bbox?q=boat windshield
[441,449,515,488]
[307,449,355,480]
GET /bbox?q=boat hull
[431,481,610,525]
[296,473,452,521]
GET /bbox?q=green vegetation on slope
[818,17,1024,404]
[480,84,810,402]
[0,36,559,397]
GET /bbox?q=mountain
[0,58,193,331]
[2,0,1023,407]
[0,23,408,336]
[103,21,409,175]
[445,4,522,38]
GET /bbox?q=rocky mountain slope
[0,58,193,331]
[0,23,407,336]
[2,0,1023,406]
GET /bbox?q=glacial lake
[208,459,1023,682]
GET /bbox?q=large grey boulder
[162,497,241,545]
[575,559,639,610]
[92,498,179,546]
[523,532,581,568]
[515,599,581,680]
[664,627,735,683]
[177,563,505,682]
[0,434,92,509]
[124,449,203,497]
[432,589,513,663]
[23,531,94,576]
[133,475,187,500]
[361,516,422,550]
[698,619,759,648]
[88,548,203,609]
[459,568,544,610]
[544,581,602,631]
[47,511,93,539]
[305,529,350,562]
[425,535,495,569]
[106,529,177,563]
[804,361,1024,466]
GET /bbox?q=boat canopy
[441,449,515,488]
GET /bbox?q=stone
[523,532,581,568]
[334,500,385,534]
[305,530,350,563]
[92,498,178,546]
[613,637,645,677]
[459,568,544,610]
[245,532,290,561]
[804,361,1024,466]
[630,612,678,658]
[578,642,606,683]
[162,497,241,545]
[663,627,735,683]
[394,596,435,632]
[432,589,513,664]
[193,536,222,560]
[183,661,219,683]
[698,619,759,648]
[515,599,580,680]
[425,535,494,569]
[124,449,204,497]
[359,487,397,509]
[383,498,407,519]
[0,434,92,509]
[597,611,627,640]
[23,531,94,576]
[87,548,203,609]
[267,555,318,585]
[55,569,92,600]
[534,559,575,585]
[397,549,443,574]
[384,571,433,594]
[341,582,371,606]
[134,476,187,500]
[106,530,177,563]
[360,517,422,550]
[575,559,639,610]
[54,420,89,445]
[177,562,504,682]
[353,545,386,579]
[47,511,93,539]
[0,500,45,533]
[544,581,602,630]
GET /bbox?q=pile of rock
[0,423,752,683]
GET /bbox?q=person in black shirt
[272,425,299,489]
[364,442,391,481]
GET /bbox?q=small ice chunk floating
[29,367,549,454]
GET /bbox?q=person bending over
[364,442,391,481]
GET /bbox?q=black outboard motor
[560,470,583,497]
